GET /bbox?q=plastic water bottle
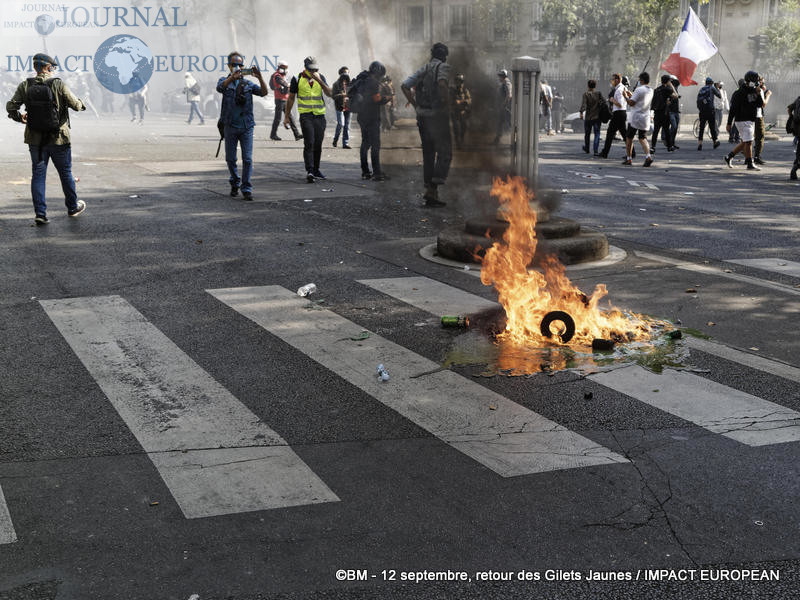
[297,283,317,297]
[376,364,390,382]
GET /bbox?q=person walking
[696,76,721,150]
[331,66,351,148]
[183,72,205,125]
[599,73,627,158]
[356,61,391,181]
[752,75,772,165]
[269,61,302,141]
[788,94,800,180]
[579,79,603,155]
[665,77,681,151]
[552,87,564,133]
[492,69,512,144]
[539,79,553,134]
[450,73,471,149]
[285,56,333,183]
[724,71,765,171]
[623,72,654,167]
[380,75,397,132]
[6,52,87,225]
[649,74,671,154]
[401,42,452,207]
[714,81,728,133]
[216,51,268,200]
[128,84,147,124]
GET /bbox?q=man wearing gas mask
[269,60,301,142]
[724,71,765,172]
[217,51,268,200]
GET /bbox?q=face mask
[278,68,286,74]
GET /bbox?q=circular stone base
[465,215,581,240]
[437,225,609,266]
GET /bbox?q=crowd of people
[577,69,799,179]
[6,47,800,225]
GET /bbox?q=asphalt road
[1,112,799,600]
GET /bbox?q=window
[531,2,541,42]
[493,5,515,42]
[449,5,468,41]
[405,5,426,42]
[689,0,711,26]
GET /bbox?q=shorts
[626,124,647,140]
[735,120,755,142]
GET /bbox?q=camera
[241,68,254,76]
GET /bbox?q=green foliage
[759,15,800,77]
[537,0,680,78]
[474,0,523,47]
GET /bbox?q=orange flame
[479,176,653,346]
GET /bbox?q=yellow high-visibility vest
[296,72,325,115]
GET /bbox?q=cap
[278,60,288,68]
[32,53,57,69]
[303,56,319,71]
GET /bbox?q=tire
[693,118,700,139]
[539,310,576,344]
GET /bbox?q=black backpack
[415,62,442,110]
[189,82,200,95]
[347,71,370,114]
[696,85,713,111]
[25,78,61,134]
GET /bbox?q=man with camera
[217,51,268,200]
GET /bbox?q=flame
[479,176,653,346]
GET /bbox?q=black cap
[32,53,57,69]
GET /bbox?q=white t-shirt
[612,83,627,112]
[627,85,653,130]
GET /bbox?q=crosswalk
[2,275,800,543]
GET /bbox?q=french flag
[660,7,718,86]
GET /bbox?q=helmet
[278,60,288,69]
[368,60,386,77]
[303,56,319,71]
[705,76,713,85]
[621,75,630,87]
[455,74,465,82]
[744,70,759,86]
[498,69,508,77]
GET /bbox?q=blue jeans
[224,125,254,193]
[583,118,601,153]
[334,110,350,145]
[187,101,204,123]
[29,144,79,217]
[666,112,680,148]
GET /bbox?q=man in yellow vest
[285,56,332,183]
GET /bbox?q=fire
[479,176,653,346]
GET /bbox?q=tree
[537,0,680,79]
[758,1,800,79]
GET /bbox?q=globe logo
[34,14,56,36]
[94,35,154,94]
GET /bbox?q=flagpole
[716,49,738,85]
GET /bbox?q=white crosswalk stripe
[208,285,628,477]
[0,484,17,544]
[359,276,800,447]
[41,295,339,518]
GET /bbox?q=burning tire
[540,311,576,344]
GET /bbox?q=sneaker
[423,198,447,208]
[790,170,798,181]
[724,154,733,168]
[672,145,680,150]
[422,184,438,203]
[342,144,351,149]
[754,157,766,165]
[34,215,49,225]
[372,173,390,181]
[431,177,446,185]
[622,158,632,165]
[643,157,653,167]
[242,191,253,201]
[746,161,761,171]
[68,200,86,217]
[270,136,282,141]
[713,140,720,149]
[697,144,703,151]
[306,172,315,183]
[581,145,589,154]
[313,170,326,180]
[230,185,239,197]
[361,171,372,180]
[294,134,304,141]
[651,147,656,155]
[332,140,338,147]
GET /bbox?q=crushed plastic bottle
[376,363,390,382]
[297,283,317,297]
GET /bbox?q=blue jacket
[216,77,263,129]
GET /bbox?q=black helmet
[368,60,386,77]
[744,70,759,85]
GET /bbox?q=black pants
[417,113,452,185]
[272,99,299,138]
[299,113,326,174]
[792,147,800,176]
[754,117,765,158]
[601,110,627,156]
[698,111,718,143]
[452,114,468,147]
[358,115,382,175]
[651,113,668,149]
